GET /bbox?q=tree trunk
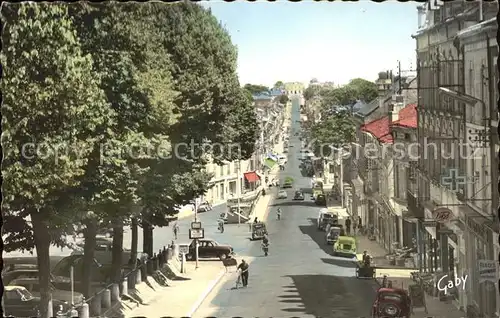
[129,217,138,268]
[81,218,98,298]
[31,211,52,318]
[142,219,153,258]
[111,219,124,283]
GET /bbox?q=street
[193,97,380,317]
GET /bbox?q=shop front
[460,206,497,317]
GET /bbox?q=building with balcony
[413,1,498,315]
[284,82,305,96]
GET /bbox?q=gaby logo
[437,274,468,294]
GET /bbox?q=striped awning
[264,158,277,170]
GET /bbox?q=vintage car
[277,190,288,199]
[251,222,268,240]
[333,236,357,258]
[317,210,338,231]
[315,194,327,206]
[293,190,304,200]
[3,286,71,317]
[197,201,212,213]
[371,287,411,318]
[325,225,342,245]
[9,277,85,305]
[185,238,234,261]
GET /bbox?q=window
[5,291,19,300]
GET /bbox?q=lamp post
[237,160,241,225]
[194,198,199,269]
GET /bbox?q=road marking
[185,269,226,317]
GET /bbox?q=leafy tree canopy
[279,94,289,104]
[274,81,284,88]
[304,85,322,101]
[243,83,269,95]
[309,112,356,158]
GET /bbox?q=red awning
[244,171,260,183]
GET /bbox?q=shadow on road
[281,275,377,318]
[271,201,317,208]
[297,218,332,256]
[321,257,358,268]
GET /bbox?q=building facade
[284,82,305,96]
[413,1,499,315]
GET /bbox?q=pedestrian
[237,259,249,287]
[254,217,258,224]
[173,222,179,240]
[358,216,362,233]
[345,217,351,236]
[352,218,358,235]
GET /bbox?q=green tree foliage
[274,81,284,88]
[303,85,321,101]
[243,83,269,95]
[309,112,356,158]
[1,3,114,316]
[348,78,378,103]
[279,94,289,104]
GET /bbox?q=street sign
[179,244,189,254]
[191,222,202,229]
[432,207,454,223]
[189,228,204,239]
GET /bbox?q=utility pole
[397,60,402,94]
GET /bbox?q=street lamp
[237,160,241,225]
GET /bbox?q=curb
[185,269,226,317]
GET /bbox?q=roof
[392,104,417,128]
[378,287,407,294]
[351,100,366,112]
[253,93,273,101]
[355,99,379,117]
[361,116,393,144]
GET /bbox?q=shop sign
[465,215,490,243]
[478,260,497,283]
[432,207,453,223]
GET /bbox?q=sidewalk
[126,262,225,317]
[357,235,465,318]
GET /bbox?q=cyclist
[237,259,249,287]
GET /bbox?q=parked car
[371,287,411,318]
[3,269,70,286]
[3,264,38,274]
[9,278,85,305]
[51,250,148,290]
[72,236,113,254]
[277,190,288,199]
[185,239,234,261]
[293,190,304,200]
[3,285,71,317]
[197,201,212,213]
[333,236,357,258]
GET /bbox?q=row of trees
[2,3,258,317]
[303,78,378,157]
[243,82,289,104]
[303,78,378,107]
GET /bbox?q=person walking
[237,259,249,287]
[173,222,179,240]
[352,217,358,235]
[345,217,352,236]
[358,216,362,233]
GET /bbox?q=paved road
[194,97,380,318]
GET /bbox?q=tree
[243,83,269,95]
[279,94,289,105]
[1,3,113,316]
[309,112,356,158]
[274,81,284,88]
[137,2,258,252]
[348,78,378,103]
[304,85,321,101]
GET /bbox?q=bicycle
[235,271,243,289]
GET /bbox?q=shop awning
[244,171,260,183]
[264,158,277,169]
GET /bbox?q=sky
[201,0,421,87]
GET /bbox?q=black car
[4,286,70,317]
[293,191,304,200]
[3,269,69,286]
[185,239,234,261]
